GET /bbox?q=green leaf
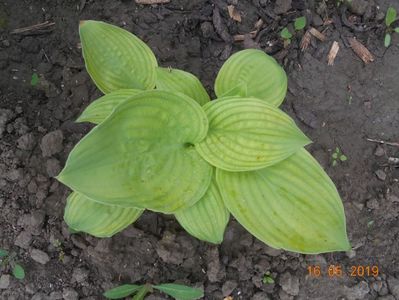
[154,284,204,300]
[155,67,210,106]
[280,27,293,40]
[57,90,212,213]
[340,155,347,162]
[175,170,229,244]
[30,73,39,87]
[332,160,337,167]
[132,285,151,300]
[385,33,392,47]
[217,148,350,254]
[77,89,142,124]
[332,152,338,159]
[103,284,142,299]
[195,98,311,171]
[214,49,288,107]
[0,249,8,257]
[294,16,307,30]
[218,81,247,98]
[79,20,158,93]
[386,7,397,27]
[394,27,399,33]
[12,264,25,280]
[64,192,143,238]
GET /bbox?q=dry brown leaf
[348,37,374,64]
[227,5,242,22]
[223,297,234,300]
[135,0,170,4]
[309,27,326,41]
[300,30,312,51]
[11,21,55,34]
[327,41,339,66]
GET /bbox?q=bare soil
[1,0,399,299]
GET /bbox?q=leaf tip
[79,20,88,27]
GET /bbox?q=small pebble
[375,169,386,181]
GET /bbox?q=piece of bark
[348,37,374,64]
[213,7,233,43]
[227,5,242,22]
[254,19,264,30]
[327,41,339,65]
[309,27,326,41]
[135,0,170,4]
[300,30,312,51]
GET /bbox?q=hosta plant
[57,20,350,254]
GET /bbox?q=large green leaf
[195,98,311,172]
[77,89,142,124]
[153,284,204,300]
[214,49,287,107]
[64,192,143,238]
[57,90,212,213]
[175,170,229,244]
[217,148,350,254]
[80,20,158,93]
[155,67,210,106]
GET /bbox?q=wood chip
[327,41,339,66]
[135,0,170,4]
[11,21,55,34]
[348,37,374,64]
[309,27,326,41]
[254,18,264,30]
[227,5,241,22]
[300,30,312,51]
[233,31,256,42]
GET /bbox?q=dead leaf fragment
[227,5,242,22]
[135,0,170,4]
[327,41,339,66]
[300,30,312,51]
[309,27,326,41]
[233,31,257,42]
[224,297,233,300]
[254,18,264,30]
[348,37,374,64]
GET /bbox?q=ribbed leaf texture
[217,148,350,254]
[64,192,143,237]
[57,91,212,213]
[195,97,311,171]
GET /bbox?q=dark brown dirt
[1,0,399,299]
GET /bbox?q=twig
[11,21,55,34]
[366,138,399,148]
[300,30,312,51]
[327,41,339,66]
[233,31,256,42]
[135,0,170,4]
[348,37,374,64]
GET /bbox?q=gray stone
[17,133,36,151]
[49,291,63,299]
[40,130,64,157]
[0,109,14,138]
[46,158,61,177]
[387,276,399,299]
[62,288,79,300]
[377,295,395,300]
[251,292,270,300]
[0,275,10,289]
[222,280,237,297]
[72,268,89,283]
[375,169,386,181]
[348,0,368,16]
[30,248,50,265]
[343,281,370,300]
[15,230,32,249]
[366,199,379,210]
[31,293,50,300]
[274,0,292,14]
[279,272,299,296]
[374,145,385,157]
[6,168,23,182]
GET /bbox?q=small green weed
[384,7,399,47]
[262,271,275,284]
[332,147,347,167]
[0,249,25,280]
[280,16,307,44]
[103,282,203,300]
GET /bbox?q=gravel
[40,130,64,157]
[30,248,50,265]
